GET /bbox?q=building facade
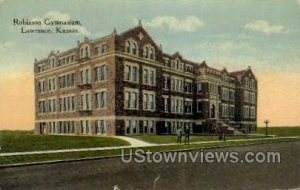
[34,23,257,136]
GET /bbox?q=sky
[0,0,299,130]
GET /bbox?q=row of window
[37,65,107,92]
[163,75,193,93]
[163,96,194,114]
[244,106,256,118]
[221,87,235,101]
[125,120,156,134]
[80,91,107,110]
[125,39,156,60]
[244,91,256,104]
[80,43,109,59]
[47,120,107,135]
[244,77,256,89]
[124,63,156,86]
[220,104,235,117]
[37,54,76,73]
[38,91,107,113]
[163,58,194,74]
[164,121,193,134]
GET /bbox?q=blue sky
[0,0,299,75]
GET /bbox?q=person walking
[184,126,190,144]
[177,128,183,144]
[222,131,226,141]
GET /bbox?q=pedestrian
[184,126,190,144]
[177,128,182,144]
[222,131,226,141]
[219,131,223,141]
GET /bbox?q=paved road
[0,141,299,190]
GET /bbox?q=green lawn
[129,134,267,144]
[256,127,300,137]
[0,127,299,166]
[0,137,297,166]
[0,130,129,153]
[130,127,300,144]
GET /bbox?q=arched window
[126,40,131,53]
[133,42,137,55]
[144,46,149,58]
[150,48,155,59]
[85,46,89,57]
[80,48,84,58]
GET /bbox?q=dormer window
[143,45,155,60]
[80,44,90,59]
[132,42,137,55]
[144,46,149,58]
[125,39,138,56]
[126,41,131,53]
[80,48,84,57]
[85,47,89,57]
[150,48,155,59]
[101,44,107,53]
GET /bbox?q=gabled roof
[199,61,208,68]
[222,67,228,74]
[229,66,257,81]
[229,69,247,77]
[118,22,162,53]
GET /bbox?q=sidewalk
[0,136,297,157]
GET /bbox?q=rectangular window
[229,105,235,117]
[81,69,91,84]
[132,66,138,82]
[124,64,139,83]
[197,101,203,113]
[81,93,91,110]
[197,83,202,94]
[96,91,107,108]
[96,120,107,134]
[184,81,193,93]
[163,75,169,89]
[142,91,155,111]
[95,65,107,81]
[126,120,138,134]
[48,99,57,113]
[244,106,249,118]
[48,78,56,91]
[184,100,193,114]
[38,80,46,92]
[38,100,47,113]
[125,89,139,109]
[58,73,75,88]
[171,97,184,114]
[163,97,169,112]
[81,120,91,134]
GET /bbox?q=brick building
[34,22,257,136]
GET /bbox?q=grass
[130,127,300,144]
[0,130,129,153]
[129,134,267,144]
[0,127,299,166]
[0,137,298,166]
[256,126,300,137]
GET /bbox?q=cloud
[145,16,204,32]
[0,42,15,50]
[244,20,289,34]
[26,11,90,35]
